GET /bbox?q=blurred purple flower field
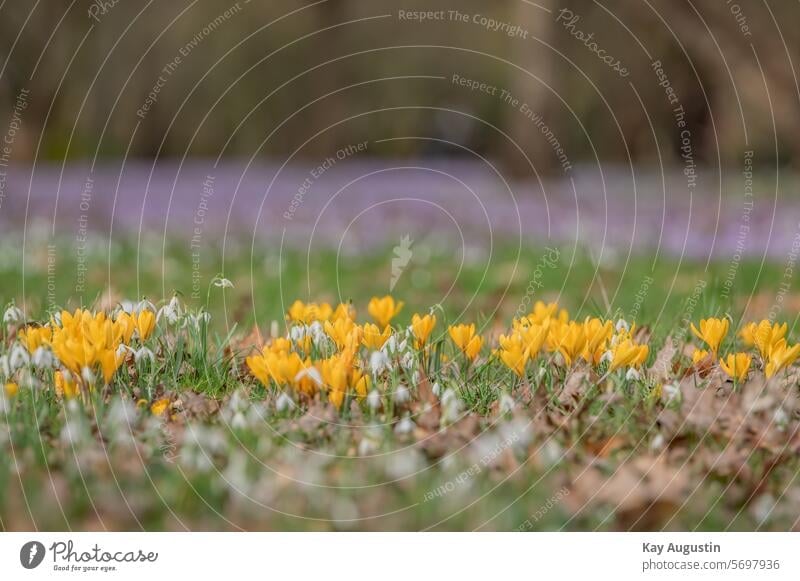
[1,159,794,264]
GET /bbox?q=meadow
[2,234,799,531]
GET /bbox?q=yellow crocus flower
[753,320,787,359]
[608,339,649,373]
[151,398,170,416]
[367,295,403,329]
[55,371,79,398]
[739,322,758,346]
[19,325,52,353]
[114,312,136,344]
[692,349,709,364]
[352,368,370,399]
[690,317,729,356]
[515,319,549,359]
[4,382,18,397]
[549,321,587,367]
[362,323,391,350]
[324,318,360,351]
[331,302,356,322]
[411,313,436,348]
[136,310,156,341]
[765,339,800,378]
[498,333,529,377]
[582,317,614,364]
[287,300,333,324]
[448,323,483,360]
[719,352,751,383]
[528,301,568,325]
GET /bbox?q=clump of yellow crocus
[765,339,800,378]
[498,332,529,377]
[608,339,649,373]
[547,321,587,366]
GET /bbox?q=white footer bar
[1,533,797,579]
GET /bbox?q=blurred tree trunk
[502,0,556,178]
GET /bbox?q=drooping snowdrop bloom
[3,305,24,326]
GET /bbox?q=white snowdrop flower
[649,433,666,451]
[227,390,248,413]
[31,347,54,369]
[275,392,295,413]
[401,352,415,371]
[294,366,322,387]
[190,311,211,329]
[246,403,267,427]
[0,355,9,380]
[382,335,398,354]
[223,450,251,494]
[213,277,234,289]
[369,350,391,375]
[599,350,613,364]
[81,366,96,385]
[9,345,30,370]
[116,344,131,358]
[441,389,464,425]
[393,383,410,404]
[230,412,248,430]
[50,311,63,326]
[537,366,547,379]
[18,371,41,391]
[358,437,379,456]
[134,347,155,364]
[367,390,381,411]
[441,388,457,406]
[773,407,789,430]
[625,368,641,381]
[662,383,680,403]
[751,494,776,525]
[615,319,630,333]
[119,300,135,314]
[499,393,516,414]
[3,305,24,326]
[60,416,89,446]
[394,415,415,435]
[382,336,408,356]
[385,449,423,479]
[136,299,156,314]
[432,381,441,397]
[500,419,531,447]
[309,321,326,345]
[107,398,138,428]
[540,439,563,468]
[158,296,183,326]
[289,325,305,342]
[411,371,420,385]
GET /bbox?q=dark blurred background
[2,0,798,172]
